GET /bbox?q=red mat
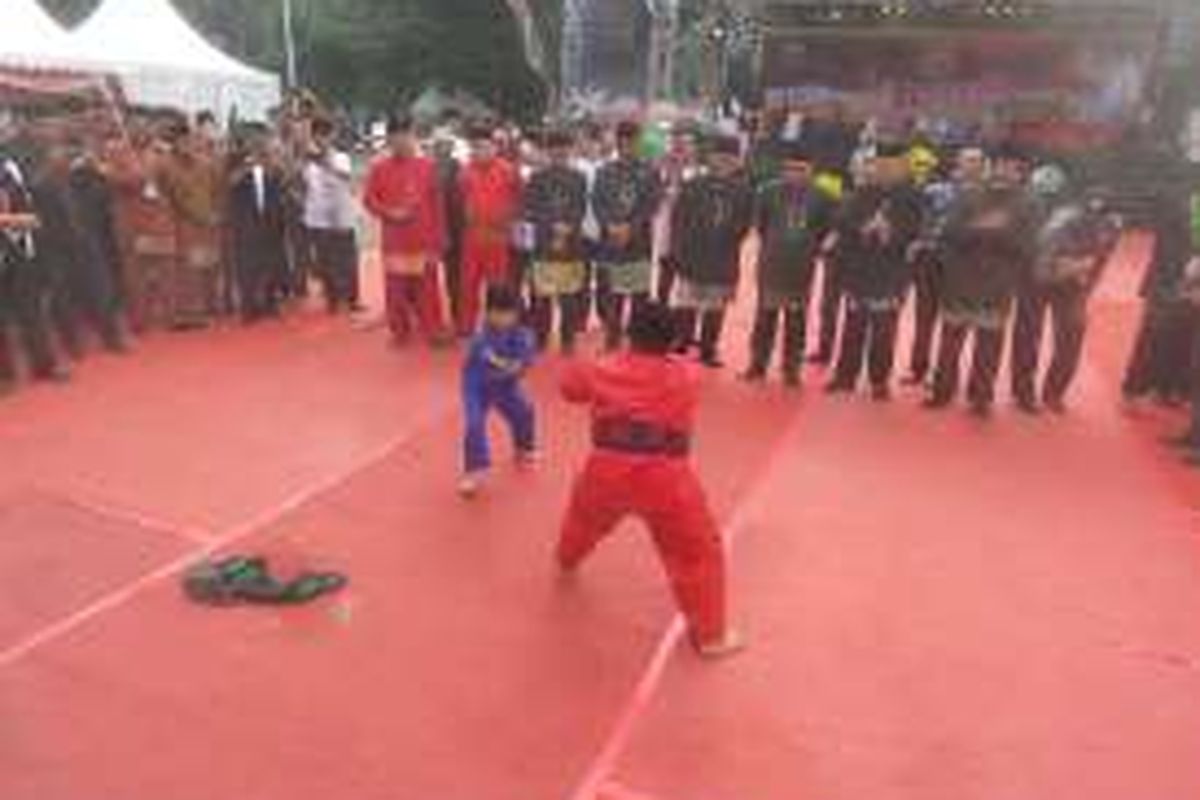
[2,239,1199,800]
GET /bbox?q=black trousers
[674,307,726,360]
[311,228,361,311]
[832,302,899,389]
[1187,316,1200,444]
[48,251,122,356]
[908,251,943,380]
[235,259,278,321]
[443,235,463,329]
[1011,284,1089,404]
[814,257,843,360]
[598,288,650,351]
[1123,301,1194,402]
[530,291,587,352]
[932,321,1006,406]
[0,258,58,380]
[656,255,677,305]
[749,296,809,377]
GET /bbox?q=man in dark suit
[1,139,70,390]
[229,136,289,322]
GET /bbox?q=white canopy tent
[0,0,78,68]
[64,0,281,121]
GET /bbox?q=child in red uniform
[557,303,743,658]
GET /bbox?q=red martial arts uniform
[459,157,521,334]
[558,352,727,644]
[362,153,446,341]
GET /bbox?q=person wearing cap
[557,302,743,660]
[654,126,701,305]
[593,120,663,351]
[34,142,127,358]
[524,128,589,353]
[362,114,449,346]
[1010,174,1121,414]
[106,132,178,334]
[825,141,926,400]
[1122,181,1195,409]
[926,144,1041,417]
[668,134,754,368]
[904,145,987,387]
[744,141,836,387]
[458,123,522,336]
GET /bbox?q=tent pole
[283,0,298,89]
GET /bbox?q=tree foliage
[39,0,549,121]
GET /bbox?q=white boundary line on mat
[0,404,450,669]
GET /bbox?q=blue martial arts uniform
[462,325,537,473]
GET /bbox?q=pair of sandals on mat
[183,556,347,606]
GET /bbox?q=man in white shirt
[302,117,362,313]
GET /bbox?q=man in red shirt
[458,124,522,335]
[557,302,743,659]
[363,114,448,345]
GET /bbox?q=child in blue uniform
[459,285,537,497]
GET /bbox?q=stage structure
[756,1,1169,150]
[561,0,655,101]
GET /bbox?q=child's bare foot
[457,473,485,498]
[694,629,746,660]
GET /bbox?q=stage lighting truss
[761,2,1149,31]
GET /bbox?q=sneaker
[457,473,485,498]
[700,354,725,370]
[694,629,746,660]
[922,395,951,410]
[783,372,802,390]
[871,384,892,402]
[824,380,853,395]
[740,367,766,384]
[807,351,831,366]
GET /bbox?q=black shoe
[922,395,951,410]
[825,380,853,395]
[1014,395,1040,415]
[1043,396,1068,415]
[808,351,831,366]
[741,367,766,383]
[968,399,993,419]
[783,372,802,390]
[1163,432,1195,450]
[700,354,724,370]
[871,384,892,402]
[33,363,72,383]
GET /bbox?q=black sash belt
[593,418,691,457]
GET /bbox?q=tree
[40,0,549,121]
